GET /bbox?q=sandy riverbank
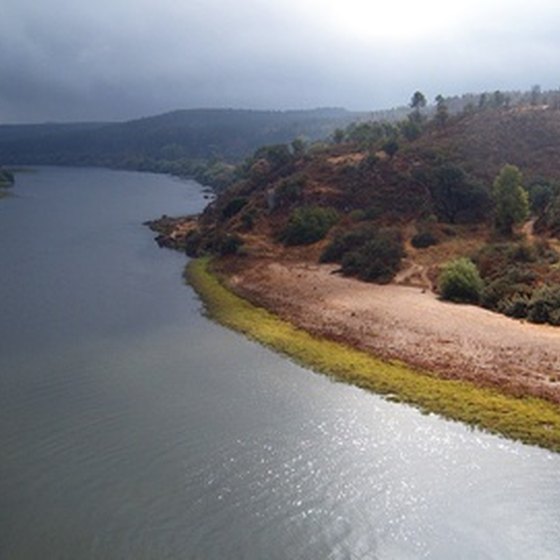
[188,257,560,451]
[220,257,560,405]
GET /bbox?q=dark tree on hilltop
[434,94,449,126]
[410,91,427,111]
[530,85,542,106]
[408,91,427,130]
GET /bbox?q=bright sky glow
[1,0,560,121]
[318,0,463,42]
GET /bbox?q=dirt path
[225,258,560,403]
[394,258,432,290]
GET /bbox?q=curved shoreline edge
[186,257,560,453]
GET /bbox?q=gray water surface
[1,167,559,560]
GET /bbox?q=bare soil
[222,257,560,404]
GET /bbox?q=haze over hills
[0,108,365,169]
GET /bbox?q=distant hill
[0,108,366,169]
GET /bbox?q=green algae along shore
[186,257,560,452]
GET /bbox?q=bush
[281,206,339,246]
[221,197,248,219]
[340,228,404,283]
[497,294,530,318]
[320,226,375,263]
[417,163,490,224]
[438,258,483,303]
[480,268,534,310]
[411,231,438,249]
[215,233,243,256]
[275,175,306,206]
[382,139,399,158]
[240,209,256,231]
[527,285,560,324]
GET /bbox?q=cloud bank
[1,0,559,122]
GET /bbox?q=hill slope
[153,104,560,325]
[0,108,364,168]
[415,105,560,183]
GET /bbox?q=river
[0,167,559,560]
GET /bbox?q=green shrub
[480,271,529,307]
[438,258,484,303]
[281,206,339,246]
[534,240,559,263]
[527,285,560,324]
[215,233,243,256]
[348,209,367,222]
[528,183,555,215]
[184,230,203,257]
[320,226,375,263]
[340,228,404,283]
[509,242,537,263]
[275,175,307,205]
[497,294,530,318]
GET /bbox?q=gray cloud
[1,0,560,122]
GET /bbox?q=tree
[340,228,404,283]
[382,139,399,158]
[528,183,554,215]
[434,94,449,126]
[530,84,542,106]
[291,137,307,158]
[332,128,345,144]
[409,91,427,125]
[253,144,293,171]
[438,257,483,303]
[493,164,529,235]
[410,91,427,111]
[427,163,489,223]
[492,90,506,108]
[281,206,339,246]
[414,163,487,223]
[400,118,422,141]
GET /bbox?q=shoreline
[186,257,560,452]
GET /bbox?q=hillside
[152,103,560,329]
[415,105,560,183]
[0,108,364,176]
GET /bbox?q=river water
[0,167,559,560]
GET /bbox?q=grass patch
[186,257,560,453]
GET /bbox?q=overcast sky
[1,0,559,123]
